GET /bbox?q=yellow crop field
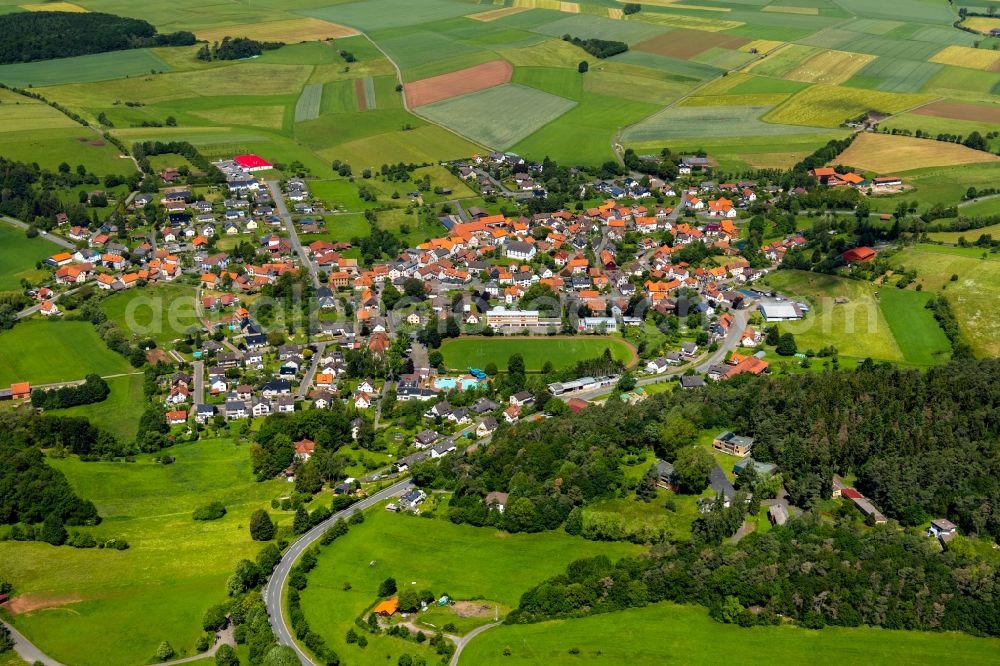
[784,50,876,85]
[836,133,999,173]
[21,2,86,11]
[195,18,357,44]
[469,6,531,21]
[513,0,580,12]
[761,4,818,14]
[962,17,1000,34]
[625,0,730,8]
[679,93,790,106]
[741,39,784,54]
[629,12,742,31]
[929,45,1000,71]
[500,40,588,68]
[764,84,935,128]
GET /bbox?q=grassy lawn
[0,222,56,290]
[439,336,637,372]
[584,489,701,542]
[759,270,903,363]
[459,602,1000,665]
[299,508,642,666]
[876,288,951,366]
[0,320,131,386]
[893,245,1000,358]
[49,373,145,441]
[1,438,289,666]
[101,283,202,346]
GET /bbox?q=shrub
[249,509,275,541]
[193,501,227,521]
[155,640,175,661]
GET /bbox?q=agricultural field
[0,49,172,87]
[763,85,933,127]
[0,320,131,386]
[894,245,1000,358]
[2,438,289,666]
[836,133,1000,174]
[406,60,513,107]
[299,506,642,666]
[876,288,952,366]
[416,83,577,149]
[623,105,825,143]
[929,221,1000,244]
[439,336,637,371]
[867,162,1000,212]
[0,222,57,290]
[460,602,1000,666]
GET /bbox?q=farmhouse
[841,246,877,263]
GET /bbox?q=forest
[509,514,1000,638]
[0,11,195,64]
[0,414,101,526]
[417,359,1000,539]
[196,36,284,61]
[30,374,109,410]
[561,35,628,59]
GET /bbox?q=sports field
[0,221,56,290]
[836,133,999,174]
[2,438,289,666]
[439,336,637,371]
[0,320,131,386]
[459,602,1000,665]
[416,83,576,149]
[894,245,1000,358]
[299,507,641,666]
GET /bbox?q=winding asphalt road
[264,479,415,665]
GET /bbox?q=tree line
[30,374,110,410]
[196,36,284,61]
[0,11,194,64]
[509,513,1000,638]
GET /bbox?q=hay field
[633,29,749,59]
[761,4,818,14]
[929,45,1000,71]
[764,84,934,128]
[784,49,875,85]
[21,1,86,10]
[195,17,357,43]
[470,6,532,21]
[962,17,1000,34]
[294,83,323,122]
[836,133,999,173]
[190,105,287,129]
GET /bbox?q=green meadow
[101,283,202,347]
[0,320,131,386]
[894,245,1000,358]
[1,439,289,666]
[0,49,172,87]
[460,602,1000,666]
[49,373,146,442]
[299,507,642,666]
[0,222,56,290]
[439,336,637,372]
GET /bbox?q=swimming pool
[434,376,482,391]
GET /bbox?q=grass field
[763,85,933,128]
[299,508,642,666]
[194,17,357,43]
[49,373,145,441]
[2,438,288,666]
[0,222,57,290]
[876,288,952,365]
[836,133,999,173]
[760,270,905,363]
[514,93,657,165]
[459,602,1000,665]
[0,320,131,386]
[439,336,637,371]
[784,49,875,85]
[928,221,1000,244]
[101,283,201,347]
[846,57,943,93]
[894,245,1000,358]
[416,83,577,150]
[0,49,171,87]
